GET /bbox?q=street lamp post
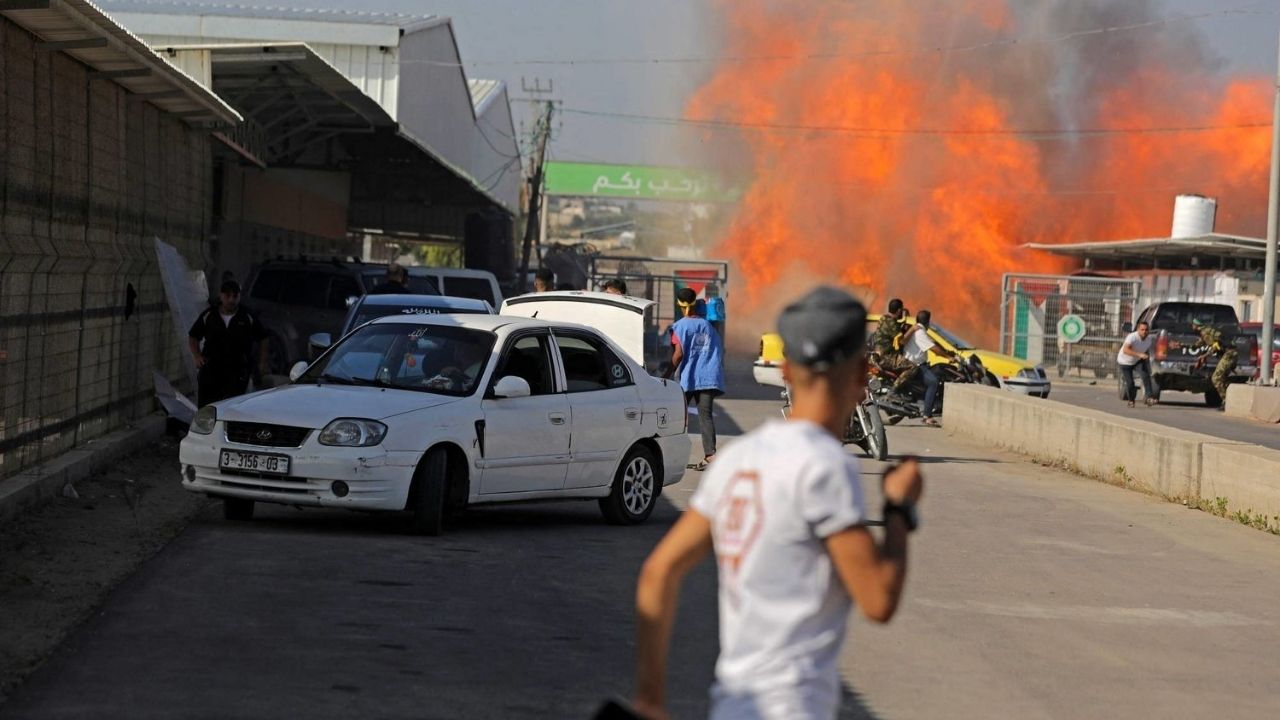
[1260,33,1280,384]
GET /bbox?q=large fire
[689,0,1272,346]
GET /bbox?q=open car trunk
[501,292,656,371]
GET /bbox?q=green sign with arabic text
[543,162,740,203]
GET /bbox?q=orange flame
[691,0,1272,345]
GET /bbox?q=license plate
[219,450,290,476]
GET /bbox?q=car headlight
[318,418,388,447]
[191,406,217,435]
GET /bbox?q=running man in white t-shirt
[633,286,923,720]
[1116,320,1158,407]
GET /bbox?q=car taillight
[1250,337,1260,366]
[1155,334,1168,361]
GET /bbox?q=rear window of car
[277,271,331,308]
[1151,304,1238,330]
[441,277,495,303]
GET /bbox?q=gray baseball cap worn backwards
[778,286,868,371]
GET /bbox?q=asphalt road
[5,376,1280,718]
[1048,382,1280,450]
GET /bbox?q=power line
[395,6,1272,68]
[557,106,1271,139]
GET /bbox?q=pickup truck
[1131,302,1259,406]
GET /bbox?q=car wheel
[600,445,660,525]
[408,448,448,536]
[1203,389,1223,408]
[223,497,254,521]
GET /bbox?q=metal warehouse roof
[1026,234,1268,260]
[0,0,239,126]
[96,1,432,27]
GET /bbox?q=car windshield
[929,323,974,350]
[302,322,495,397]
[352,303,487,329]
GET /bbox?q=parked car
[244,258,439,374]
[308,293,494,358]
[1239,322,1280,378]
[1131,302,1258,406]
[179,296,689,534]
[754,314,1052,398]
[412,268,503,309]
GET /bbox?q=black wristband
[882,500,918,532]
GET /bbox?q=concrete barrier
[944,384,1280,531]
[1201,443,1280,522]
[1225,384,1280,423]
[943,384,1226,501]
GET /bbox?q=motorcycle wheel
[858,402,888,461]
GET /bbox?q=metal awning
[0,0,239,126]
[156,42,397,166]
[1025,234,1268,261]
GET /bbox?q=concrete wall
[0,17,211,480]
[944,384,1280,525]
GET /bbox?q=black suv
[244,258,439,373]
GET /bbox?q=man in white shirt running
[1116,320,1158,407]
[632,286,923,720]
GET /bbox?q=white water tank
[1171,194,1217,238]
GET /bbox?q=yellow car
[753,314,1051,398]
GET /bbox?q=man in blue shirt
[667,287,726,470]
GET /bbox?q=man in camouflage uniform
[1191,318,1237,408]
[872,298,915,388]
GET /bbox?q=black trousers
[197,365,250,407]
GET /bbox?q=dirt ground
[0,434,208,702]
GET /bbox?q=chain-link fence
[1,24,211,481]
[999,274,1143,379]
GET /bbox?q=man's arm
[666,339,684,380]
[825,459,921,623]
[634,510,713,719]
[188,336,205,369]
[1120,339,1147,360]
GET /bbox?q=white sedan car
[180,295,690,534]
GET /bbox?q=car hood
[215,384,463,427]
[963,349,1038,375]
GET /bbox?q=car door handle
[549,413,567,425]
[624,408,640,420]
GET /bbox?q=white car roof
[356,293,492,312]
[365,313,545,333]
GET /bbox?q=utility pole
[1261,33,1280,384]
[517,100,554,294]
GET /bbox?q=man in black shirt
[188,280,269,406]
[370,263,409,295]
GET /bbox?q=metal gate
[999,274,1143,379]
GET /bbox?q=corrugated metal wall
[0,17,211,480]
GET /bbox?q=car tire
[223,497,255,521]
[408,448,448,536]
[1204,388,1223,408]
[600,445,660,526]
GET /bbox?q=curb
[0,414,168,526]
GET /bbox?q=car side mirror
[309,332,332,353]
[492,375,531,399]
[1121,322,1133,333]
[289,361,310,382]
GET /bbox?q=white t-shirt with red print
[690,419,865,719]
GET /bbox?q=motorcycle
[868,353,989,425]
[780,387,888,461]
